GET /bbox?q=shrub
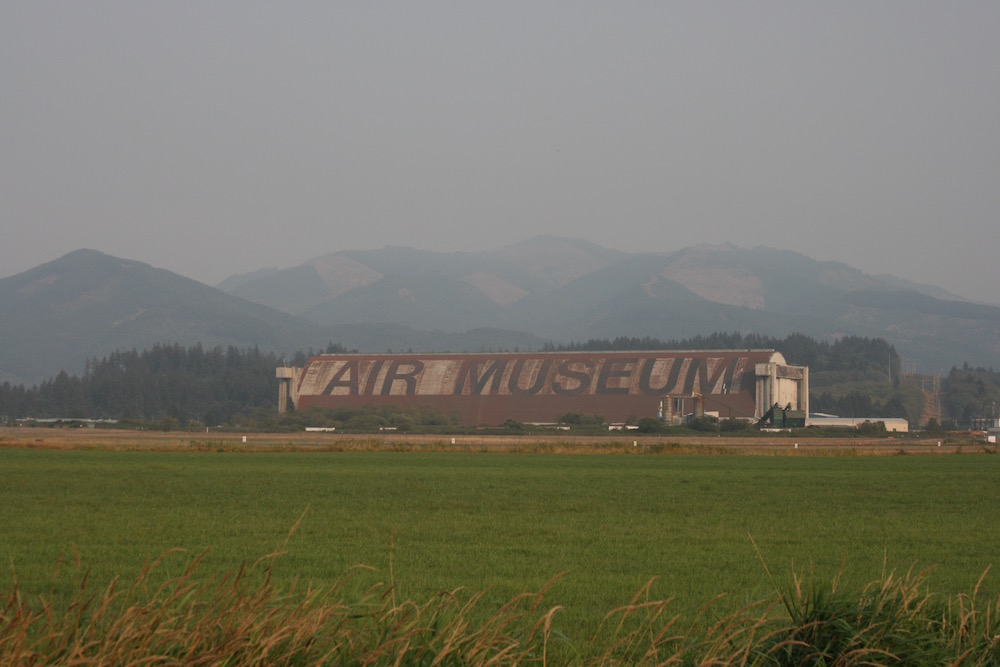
[857,420,887,435]
[635,417,663,434]
[558,413,606,426]
[688,416,719,432]
[719,418,752,432]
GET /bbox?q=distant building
[805,416,909,433]
[969,417,1000,431]
[277,350,808,427]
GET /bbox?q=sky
[2,2,998,304]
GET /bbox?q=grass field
[2,443,999,650]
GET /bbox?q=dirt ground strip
[0,427,989,454]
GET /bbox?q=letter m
[682,357,738,394]
[454,360,509,395]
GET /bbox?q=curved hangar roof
[291,350,788,426]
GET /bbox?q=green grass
[2,448,999,644]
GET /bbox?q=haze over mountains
[2,237,998,386]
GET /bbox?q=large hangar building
[277,350,808,426]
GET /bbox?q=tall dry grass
[1,547,563,666]
[2,550,999,665]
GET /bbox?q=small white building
[806,416,909,433]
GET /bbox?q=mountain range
[2,237,998,386]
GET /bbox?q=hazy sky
[3,2,998,304]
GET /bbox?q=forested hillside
[0,249,333,386]
[222,239,1000,372]
[944,364,1000,427]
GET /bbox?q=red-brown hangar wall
[290,351,785,426]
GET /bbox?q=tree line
[1,344,280,426]
[1,334,994,428]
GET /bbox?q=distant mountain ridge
[2,239,997,386]
[224,237,625,318]
[0,250,540,385]
[0,250,321,386]
[219,237,998,373]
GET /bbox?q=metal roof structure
[279,350,808,427]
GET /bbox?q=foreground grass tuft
[754,566,995,666]
[2,551,999,666]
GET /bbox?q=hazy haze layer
[2,2,997,304]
